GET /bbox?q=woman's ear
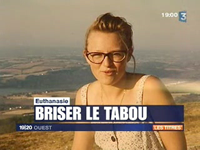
[83,50,91,64]
[83,50,87,57]
[127,47,133,62]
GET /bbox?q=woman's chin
[97,77,118,86]
[94,72,126,86]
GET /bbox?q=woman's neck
[99,72,129,99]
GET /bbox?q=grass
[181,102,200,148]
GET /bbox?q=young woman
[72,13,187,150]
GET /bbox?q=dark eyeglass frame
[85,50,127,64]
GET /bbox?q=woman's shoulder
[77,81,97,92]
[126,73,150,89]
[129,73,161,87]
[143,75,166,93]
[78,81,99,92]
[76,81,97,99]
[75,81,98,105]
[142,75,175,105]
[126,73,175,105]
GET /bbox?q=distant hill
[0,67,95,91]
[175,94,200,103]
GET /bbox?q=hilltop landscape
[0,49,200,149]
[1,0,200,149]
[0,101,199,150]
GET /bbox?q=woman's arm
[143,76,187,150]
[72,88,95,150]
[72,131,95,150]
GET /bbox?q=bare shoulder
[144,76,187,149]
[143,75,175,105]
[75,87,82,105]
[75,83,90,105]
[75,82,97,105]
[73,85,95,150]
[144,76,164,90]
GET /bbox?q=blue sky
[0,0,199,51]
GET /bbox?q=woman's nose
[102,56,113,67]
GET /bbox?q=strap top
[80,75,165,150]
[80,83,90,105]
[80,75,150,105]
[136,75,150,105]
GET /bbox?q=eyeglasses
[85,51,127,64]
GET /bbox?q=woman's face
[85,31,130,86]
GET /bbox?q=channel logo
[161,11,187,23]
[179,11,187,22]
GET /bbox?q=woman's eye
[91,54,102,58]
[113,53,123,57]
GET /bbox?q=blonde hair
[85,13,133,51]
[85,13,136,72]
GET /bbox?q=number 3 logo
[179,11,187,22]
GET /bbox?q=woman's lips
[102,70,117,76]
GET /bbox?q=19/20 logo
[161,11,187,22]
[19,125,33,130]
